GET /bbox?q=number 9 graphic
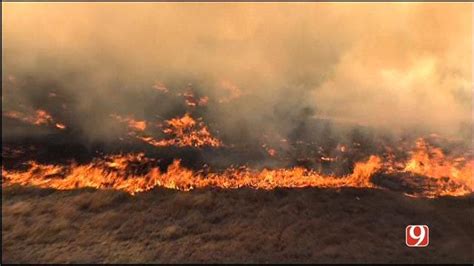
[406,225,429,247]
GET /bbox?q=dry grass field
[2,185,472,263]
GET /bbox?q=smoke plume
[2,3,472,145]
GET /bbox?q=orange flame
[112,113,221,148]
[2,139,471,197]
[400,138,473,196]
[138,113,222,148]
[111,114,147,132]
[180,91,208,107]
[2,154,380,195]
[159,113,221,147]
[4,109,66,130]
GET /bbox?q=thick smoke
[2,3,472,146]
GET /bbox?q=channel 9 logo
[406,225,429,247]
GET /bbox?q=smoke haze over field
[2,3,473,144]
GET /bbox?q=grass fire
[2,2,473,264]
[2,138,472,197]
